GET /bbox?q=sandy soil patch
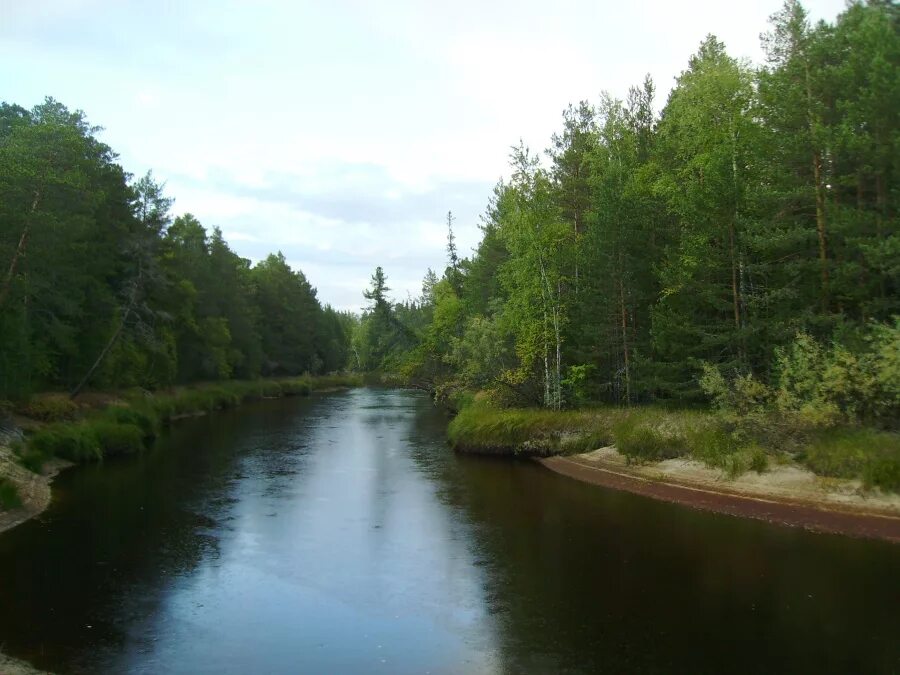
[540,447,900,542]
[0,652,52,675]
[0,443,71,536]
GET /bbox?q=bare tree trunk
[729,118,742,333]
[573,166,580,296]
[804,60,828,312]
[554,281,562,410]
[729,221,740,330]
[0,191,40,308]
[70,263,143,399]
[543,326,551,408]
[70,306,131,399]
[618,276,630,406]
[812,150,828,311]
[875,172,887,302]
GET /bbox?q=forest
[354,1,897,410]
[0,101,353,401]
[350,1,898,485]
[0,1,897,485]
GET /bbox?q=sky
[2,0,846,311]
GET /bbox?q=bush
[701,322,900,434]
[686,424,736,462]
[0,478,21,509]
[863,452,900,493]
[749,447,769,474]
[802,428,900,492]
[612,412,689,462]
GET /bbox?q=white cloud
[2,0,847,310]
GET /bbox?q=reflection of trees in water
[3,390,897,673]
[404,391,900,674]
[0,397,316,672]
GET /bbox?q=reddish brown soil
[539,456,900,543]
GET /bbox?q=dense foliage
[355,1,898,422]
[0,101,353,400]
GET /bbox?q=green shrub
[863,453,900,493]
[0,477,21,509]
[749,447,769,474]
[802,428,900,492]
[701,322,900,437]
[612,413,689,462]
[562,364,597,407]
[686,424,738,466]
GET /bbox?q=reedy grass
[802,428,900,492]
[448,402,770,479]
[18,374,363,468]
[447,404,620,456]
[449,399,900,489]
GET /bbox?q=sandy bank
[0,443,71,536]
[0,652,52,675]
[540,448,900,542]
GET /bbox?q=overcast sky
[2,0,846,311]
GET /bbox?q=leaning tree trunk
[618,275,631,406]
[0,190,41,308]
[69,306,132,399]
[70,263,143,399]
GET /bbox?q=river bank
[448,401,900,541]
[0,652,51,675]
[0,375,363,536]
[541,450,900,542]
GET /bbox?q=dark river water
[0,388,898,674]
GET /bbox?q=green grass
[0,477,21,509]
[802,428,900,492]
[447,403,620,456]
[102,405,159,440]
[29,423,103,462]
[612,410,693,461]
[449,398,900,491]
[19,374,364,465]
[448,400,773,479]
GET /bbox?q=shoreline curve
[538,455,900,543]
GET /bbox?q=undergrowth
[449,402,771,479]
[0,477,20,510]
[16,374,363,467]
[801,428,900,492]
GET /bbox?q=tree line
[355,0,898,415]
[0,100,353,400]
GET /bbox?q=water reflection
[0,389,897,674]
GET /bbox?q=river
[0,388,897,673]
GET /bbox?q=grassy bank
[7,374,363,473]
[0,477,21,509]
[448,401,900,492]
